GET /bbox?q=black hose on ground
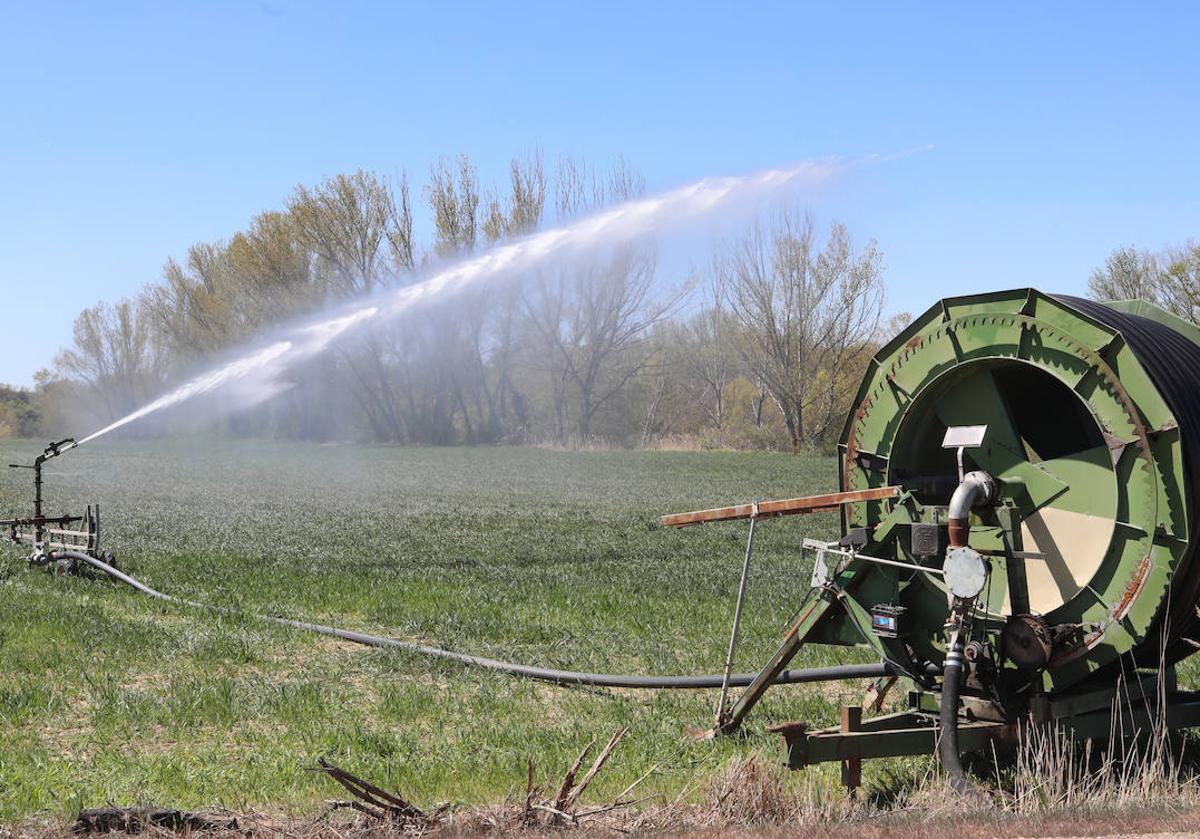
[58,550,900,690]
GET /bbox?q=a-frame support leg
[712,588,835,735]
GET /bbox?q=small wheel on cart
[103,551,119,570]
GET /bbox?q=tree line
[1087,239,1200,322]
[7,152,893,450]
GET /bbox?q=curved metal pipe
[947,470,995,548]
[59,550,902,690]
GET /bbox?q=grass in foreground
[0,439,880,819]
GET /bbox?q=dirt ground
[8,805,1200,838]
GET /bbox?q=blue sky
[2,1,1197,385]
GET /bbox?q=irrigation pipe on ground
[57,550,900,690]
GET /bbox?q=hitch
[1,438,113,573]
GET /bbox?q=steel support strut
[711,587,836,735]
[715,506,758,728]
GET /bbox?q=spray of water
[77,161,843,445]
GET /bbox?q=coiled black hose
[58,550,899,690]
[1056,296,1200,664]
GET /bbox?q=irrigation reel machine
[9,288,1200,793]
[663,289,1200,789]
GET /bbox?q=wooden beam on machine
[660,486,901,528]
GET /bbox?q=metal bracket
[804,539,945,580]
[943,425,987,482]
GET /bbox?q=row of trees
[11,152,890,450]
[0,385,41,438]
[1087,240,1200,323]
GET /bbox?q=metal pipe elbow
[947,471,995,547]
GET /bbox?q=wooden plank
[840,705,862,791]
[47,537,88,545]
[661,486,900,528]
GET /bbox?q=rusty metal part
[947,520,969,548]
[840,705,863,793]
[660,486,900,528]
[1003,614,1053,670]
[770,712,1017,770]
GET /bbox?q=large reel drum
[840,289,1200,689]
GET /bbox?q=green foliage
[0,385,40,438]
[1090,239,1200,323]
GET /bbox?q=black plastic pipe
[59,551,899,690]
[939,630,972,794]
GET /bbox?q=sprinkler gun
[41,437,78,460]
[1,437,113,573]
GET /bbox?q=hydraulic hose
[939,628,972,794]
[58,551,899,690]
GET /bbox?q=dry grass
[1004,723,1199,815]
[16,800,1200,838]
[12,695,1200,836]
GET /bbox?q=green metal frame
[717,503,934,734]
[772,711,1014,768]
[718,290,1200,779]
[774,672,1199,771]
[838,289,1188,689]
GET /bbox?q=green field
[0,439,892,820]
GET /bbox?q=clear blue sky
[2,1,1197,386]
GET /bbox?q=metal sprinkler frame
[1,437,115,574]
